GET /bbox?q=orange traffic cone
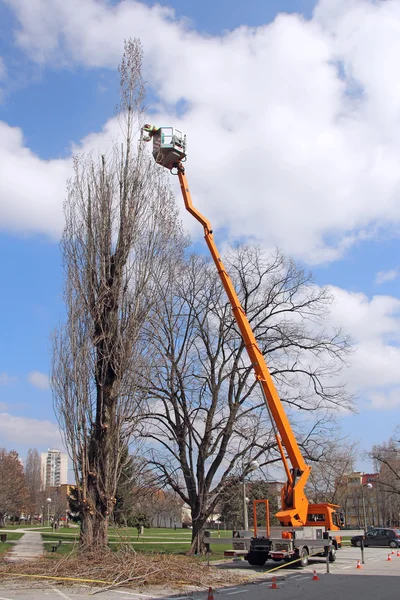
[207,587,214,600]
[356,560,362,569]
[270,576,278,589]
[387,554,392,561]
[312,570,319,581]
[397,550,400,557]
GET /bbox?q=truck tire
[299,547,309,567]
[247,553,266,567]
[329,547,337,562]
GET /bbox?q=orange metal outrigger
[253,500,270,538]
[141,124,339,530]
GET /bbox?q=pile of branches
[0,549,247,590]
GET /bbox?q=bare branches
[51,39,185,550]
[306,437,358,504]
[137,246,353,552]
[369,433,400,525]
[24,448,42,521]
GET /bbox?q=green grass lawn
[0,524,42,529]
[41,527,232,559]
[0,532,23,556]
[40,526,351,558]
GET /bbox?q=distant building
[40,449,68,489]
[336,471,380,527]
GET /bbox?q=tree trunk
[79,433,113,551]
[80,502,109,549]
[188,514,208,555]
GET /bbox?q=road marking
[53,589,72,600]
[0,596,15,600]
[110,592,156,598]
[226,591,247,595]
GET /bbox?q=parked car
[351,528,400,548]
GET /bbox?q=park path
[6,530,44,562]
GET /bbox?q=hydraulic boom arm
[142,125,312,526]
[177,166,311,526]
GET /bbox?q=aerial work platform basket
[141,125,187,169]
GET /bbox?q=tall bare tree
[370,430,400,526]
[24,448,42,522]
[52,39,185,549]
[139,247,353,552]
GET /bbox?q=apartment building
[40,448,68,489]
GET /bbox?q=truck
[142,124,342,567]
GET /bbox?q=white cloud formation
[0,412,61,446]
[28,370,50,390]
[367,388,400,411]
[375,268,399,286]
[0,372,16,385]
[2,0,400,262]
[0,122,68,238]
[327,285,400,410]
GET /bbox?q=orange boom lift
[142,124,341,537]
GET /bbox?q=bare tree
[42,487,69,529]
[370,430,400,526]
[306,437,358,505]
[139,247,353,552]
[113,446,156,526]
[141,489,183,528]
[51,39,185,550]
[24,448,42,522]
[0,449,28,526]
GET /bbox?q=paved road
[0,547,399,599]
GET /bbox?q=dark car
[351,528,400,548]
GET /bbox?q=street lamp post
[361,483,373,531]
[242,460,259,531]
[46,497,52,528]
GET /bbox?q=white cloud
[0,412,61,446]
[326,285,400,409]
[375,268,399,285]
[28,370,50,390]
[0,122,69,237]
[0,372,16,385]
[366,388,400,411]
[2,0,400,262]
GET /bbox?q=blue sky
[1,0,400,476]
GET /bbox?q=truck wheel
[247,553,266,567]
[329,547,337,562]
[299,547,309,567]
